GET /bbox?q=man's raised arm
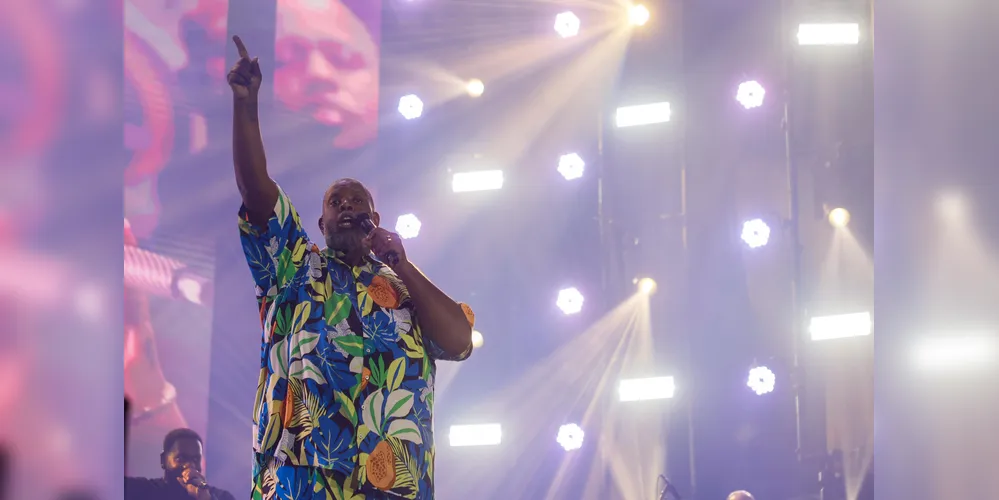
[228,35,277,225]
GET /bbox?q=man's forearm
[395,262,472,357]
[233,96,277,223]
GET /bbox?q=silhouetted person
[125,429,234,500]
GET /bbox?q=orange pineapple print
[367,275,400,309]
[367,440,396,490]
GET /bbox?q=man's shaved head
[319,178,379,261]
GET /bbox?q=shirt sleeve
[425,302,475,362]
[238,185,315,299]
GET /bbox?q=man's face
[320,180,378,252]
[161,437,202,481]
[274,0,379,149]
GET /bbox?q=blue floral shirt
[239,187,473,499]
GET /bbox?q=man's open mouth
[337,214,356,229]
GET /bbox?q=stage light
[808,312,872,341]
[637,277,657,295]
[395,213,421,239]
[398,94,424,119]
[913,335,997,372]
[936,191,967,220]
[618,376,675,401]
[556,287,584,315]
[796,23,860,45]
[554,11,580,38]
[629,4,650,26]
[471,330,484,349]
[466,78,485,97]
[448,424,502,447]
[828,207,850,228]
[451,170,504,193]
[557,153,585,180]
[736,80,766,109]
[615,102,671,127]
[740,218,771,249]
[556,423,585,451]
[747,366,776,395]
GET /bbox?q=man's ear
[318,216,325,235]
[372,212,381,227]
[160,452,166,469]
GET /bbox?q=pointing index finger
[233,35,249,60]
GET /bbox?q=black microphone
[355,213,399,267]
[185,475,208,489]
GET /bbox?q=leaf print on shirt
[360,382,422,445]
[324,293,352,327]
[363,312,400,352]
[287,329,326,385]
[327,319,358,357]
[305,250,323,279]
[389,308,414,336]
[268,337,289,376]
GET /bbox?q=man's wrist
[393,259,416,279]
[234,96,259,117]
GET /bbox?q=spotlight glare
[554,11,581,38]
[936,191,967,220]
[618,376,675,401]
[557,153,586,180]
[913,335,997,371]
[740,218,771,249]
[796,23,861,46]
[747,366,776,395]
[637,277,657,295]
[471,330,484,349]
[629,4,650,26]
[398,94,424,120]
[394,213,422,239]
[736,80,766,109]
[466,78,485,97]
[448,424,502,447]
[615,102,671,127]
[828,207,850,228]
[808,312,872,341]
[451,170,504,193]
[556,287,584,315]
[556,423,585,451]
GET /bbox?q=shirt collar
[323,247,385,270]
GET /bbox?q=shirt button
[365,347,371,353]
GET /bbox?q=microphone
[182,465,208,489]
[355,213,399,267]
[185,475,208,489]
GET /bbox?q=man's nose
[306,49,339,81]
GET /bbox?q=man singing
[227,36,474,500]
[125,428,236,500]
